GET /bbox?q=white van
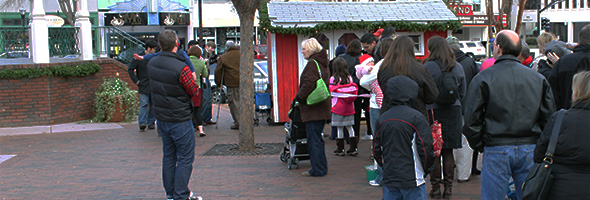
[459,41,486,61]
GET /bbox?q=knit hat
[359,54,374,65]
[335,44,347,57]
[446,36,460,45]
[373,29,384,37]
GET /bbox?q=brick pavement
[0,104,481,199]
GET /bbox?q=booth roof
[268,1,458,27]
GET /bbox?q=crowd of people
[126,24,589,199]
[297,25,590,200]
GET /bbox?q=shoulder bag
[522,110,566,200]
[428,106,443,157]
[306,60,330,105]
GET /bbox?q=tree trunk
[58,0,76,26]
[515,0,527,34]
[231,0,262,152]
[487,0,494,38]
[496,0,505,32]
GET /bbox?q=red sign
[495,14,507,26]
[451,5,473,16]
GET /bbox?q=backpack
[435,61,459,106]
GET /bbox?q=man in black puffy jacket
[373,76,435,199]
[148,30,201,200]
[463,30,555,200]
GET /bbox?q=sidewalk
[0,104,481,199]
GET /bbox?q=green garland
[259,1,462,36]
[0,63,101,79]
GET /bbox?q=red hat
[373,29,384,37]
[359,54,374,65]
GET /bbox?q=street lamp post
[19,8,26,27]
[19,8,26,50]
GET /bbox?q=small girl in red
[329,57,358,156]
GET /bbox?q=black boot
[430,156,442,198]
[442,149,455,198]
[346,136,358,156]
[333,139,345,156]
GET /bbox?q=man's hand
[133,54,144,60]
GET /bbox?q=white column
[76,0,93,61]
[30,0,49,63]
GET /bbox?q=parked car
[0,50,29,59]
[209,60,269,103]
[254,45,267,60]
[459,41,486,61]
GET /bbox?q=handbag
[522,110,565,200]
[428,106,443,157]
[306,60,330,105]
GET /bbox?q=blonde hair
[536,32,556,53]
[301,38,323,55]
[572,70,590,103]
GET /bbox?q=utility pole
[537,0,565,36]
[198,0,204,46]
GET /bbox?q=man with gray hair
[215,41,241,130]
[549,24,590,109]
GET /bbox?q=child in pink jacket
[329,57,358,156]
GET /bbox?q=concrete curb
[0,122,125,137]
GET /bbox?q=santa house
[261,1,460,123]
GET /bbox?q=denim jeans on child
[158,120,195,200]
[382,184,427,200]
[138,93,156,126]
[481,144,535,200]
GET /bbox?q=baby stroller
[279,99,309,170]
[253,82,272,126]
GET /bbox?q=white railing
[544,0,590,11]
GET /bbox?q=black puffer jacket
[148,51,193,122]
[463,55,556,152]
[374,76,435,188]
[533,101,590,199]
[454,49,479,88]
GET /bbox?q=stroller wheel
[287,158,293,170]
[266,117,273,125]
[280,152,287,162]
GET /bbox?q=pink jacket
[329,77,357,116]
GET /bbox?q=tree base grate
[202,143,283,156]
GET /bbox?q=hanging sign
[159,13,190,26]
[105,13,148,26]
[450,5,474,16]
[45,15,65,27]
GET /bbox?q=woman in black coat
[533,70,590,199]
[423,36,467,198]
[377,36,439,117]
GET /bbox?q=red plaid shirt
[179,66,199,96]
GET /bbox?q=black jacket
[128,51,151,94]
[339,54,368,94]
[423,60,467,109]
[377,60,439,117]
[374,76,435,188]
[463,55,556,152]
[533,101,590,199]
[454,49,479,88]
[148,51,193,122]
[548,44,590,109]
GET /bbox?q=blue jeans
[305,120,327,176]
[138,93,155,126]
[369,108,381,135]
[481,144,535,200]
[158,120,195,200]
[201,77,213,123]
[383,184,427,200]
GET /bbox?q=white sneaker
[369,180,381,187]
[189,192,203,200]
[361,134,373,141]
